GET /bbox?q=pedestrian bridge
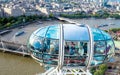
[0,40,30,56]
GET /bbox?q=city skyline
[0,0,120,2]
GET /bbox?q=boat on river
[15,30,25,36]
[98,24,109,28]
[0,30,12,35]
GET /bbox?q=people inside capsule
[50,42,55,54]
[54,40,59,54]
[63,41,88,66]
[69,42,75,55]
[30,38,112,66]
[83,43,87,55]
[65,42,69,54]
[78,46,84,56]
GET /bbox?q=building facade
[4,7,24,17]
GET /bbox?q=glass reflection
[29,36,59,65]
[106,40,115,60]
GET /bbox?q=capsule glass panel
[64,41,88,66]
[28,24,115,67]
[92,29,114,66]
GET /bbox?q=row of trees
[109,28,120,33]
[60,13,120,19]
[0,15,53,30]
[105,28,120,33]
[91,64,108,75]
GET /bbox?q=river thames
[0,19,120,75]
[0,52,44,75]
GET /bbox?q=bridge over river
[0,40,30,56]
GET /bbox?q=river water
[0,19,120,75]
[0,52,44,75]
[69,19,120,30]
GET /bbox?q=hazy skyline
[111,0,120,1]
[0,0,120,2]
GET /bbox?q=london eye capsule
[27,24,115,74]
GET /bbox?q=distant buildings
[23,8,41,16]
[0,8,4,17]
[0,9,2,17]
[116,6,120,11]
[4,7,24,17]
[0,0,120,17]
[1,1,42,17]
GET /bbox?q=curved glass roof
[32,24,112,41]
[92,28,112,41]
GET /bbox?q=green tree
[5,22,11,27]
[1,18,8,24]
[93,64,107,75]
[49,13,54,18]
[7,16,15,22]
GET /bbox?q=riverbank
[0,15,55,31]
[60,13,120,19]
